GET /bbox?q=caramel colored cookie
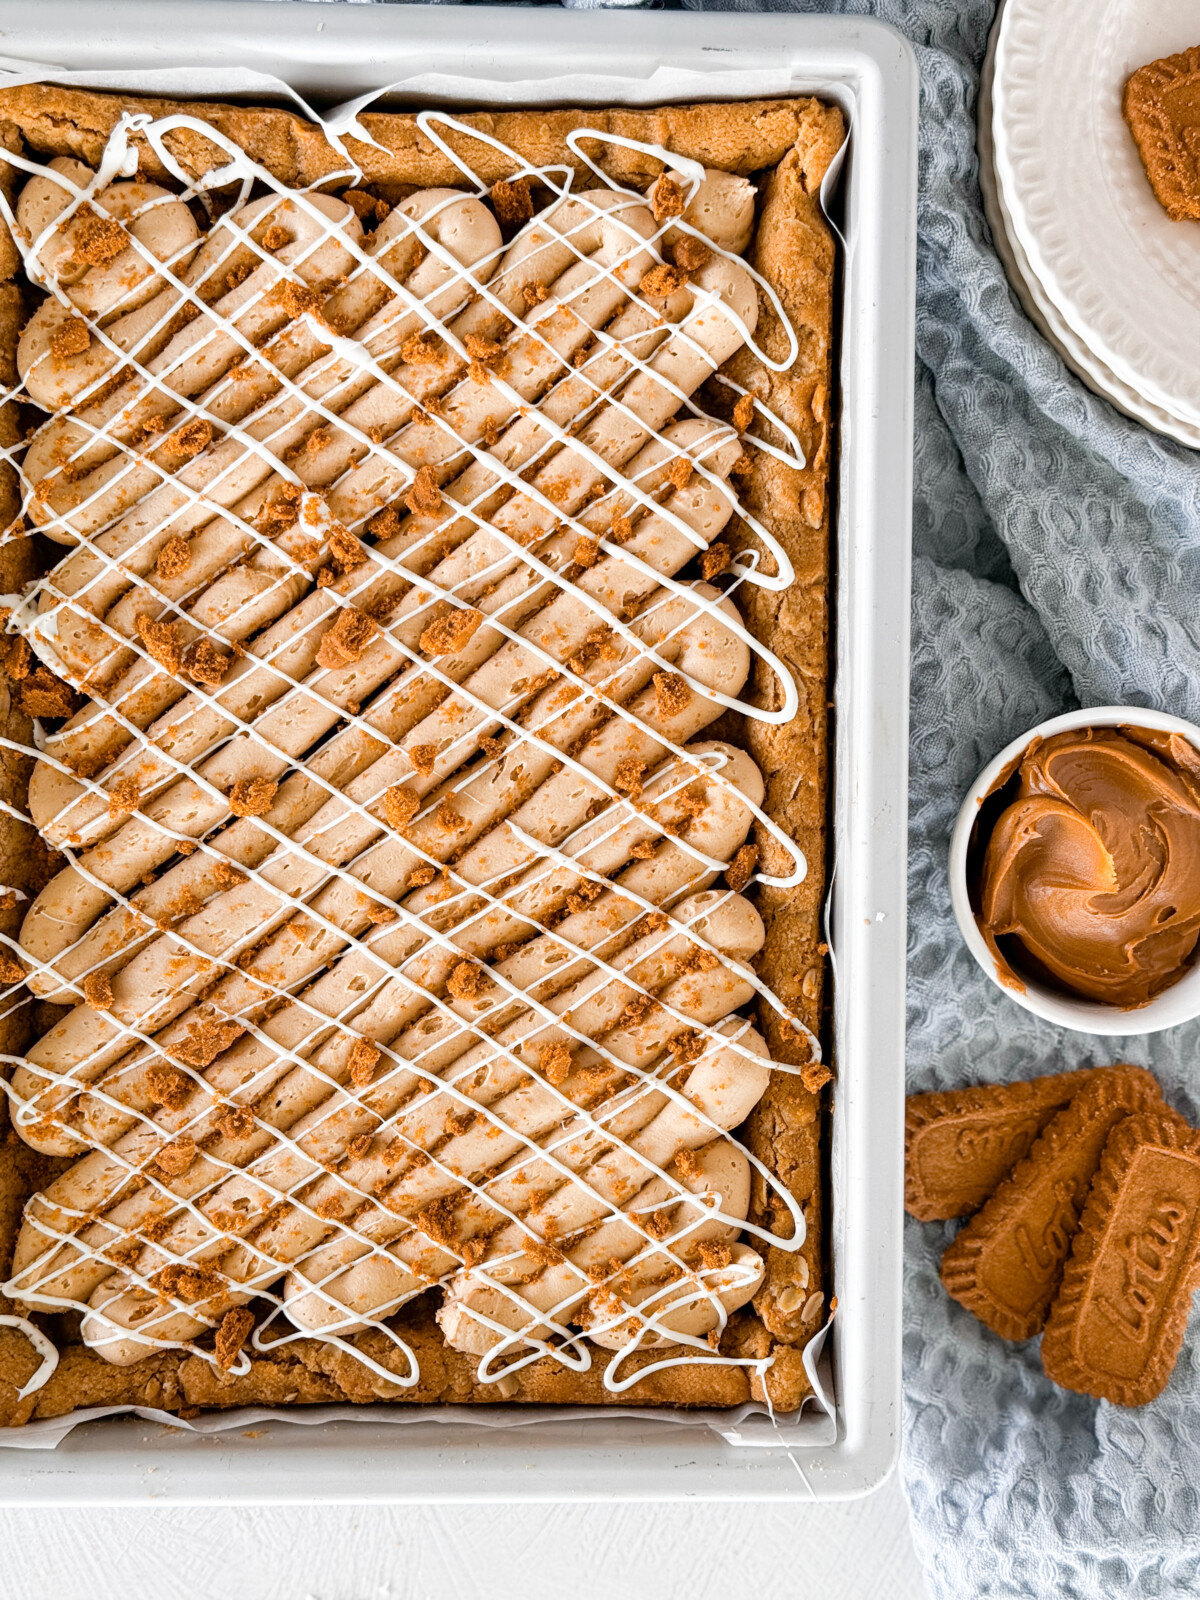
[1124,45,1200,222]
[905,1069,1097,1221]
[940,1067,1162,1340]
[1043,1112,1200,1407]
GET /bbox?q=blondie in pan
[0,84,840,1424]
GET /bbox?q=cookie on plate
[1124,44,1200,222]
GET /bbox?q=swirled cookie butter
[976,726,1200,1008]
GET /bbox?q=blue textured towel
[657,4,1200,1596]
[578,1,1200,1591]
[303,1,1200,1588]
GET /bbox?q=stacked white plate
[981,0,1200,449]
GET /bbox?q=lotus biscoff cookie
[939,1068,1162,1341]
[1043,1113,1200,1407]
[904,1069,1096,1222]
[1123,44,1200,222]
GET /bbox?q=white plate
[991,0,1200,433]
[980,3,1200,450]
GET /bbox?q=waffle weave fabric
[659,1,1200,1595]
[112,0,1200,1590]
[587,0,1200,1593]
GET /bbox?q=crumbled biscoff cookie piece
[726,842,758,893]
[405,465,442,516]
[447,961,481,1000]
[82,971,114,1011]
[155,1136,198,1178]
[50,317,90,361]
[491,177,534,226]
[155,535,192,582]
[316,606,378,670]
[182,638,232,686]
[420,607,483,656]
[164,417,213,460]
[401,332,441,365]
[348,1037,382,1088]
[214,1307,256,1373]
[539,1040,573,1086]
[640,263,687,299]
[136,613,182,676]
[106,776,141,820]
[70,209,125,267]
[20,667,76,718]
[653,671,691,719]
[700,542,731,580]
[673,235,712,273]
[650,174,686,221]
[175,1019,245,1070]
[384,785,420,831]
[146,1063,192,1111]
[269,280,325,322]
[228,777,279,818]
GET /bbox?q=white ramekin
[949,705,1200,1037]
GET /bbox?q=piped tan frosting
[0,108,821,1394]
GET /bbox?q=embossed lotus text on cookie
[1042,1112,1200,1406]
[905,1069,1095,1221]
[939,1068,1161,1340]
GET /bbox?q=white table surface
[0,1471,928,1599]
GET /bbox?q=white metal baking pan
[0,0,916,1502]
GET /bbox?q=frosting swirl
[976,726,1200,1008]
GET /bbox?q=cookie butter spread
[977,727,1200,1008]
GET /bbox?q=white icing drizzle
[0,1313,59,1399]
[0,106,824,1399]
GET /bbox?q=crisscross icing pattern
[0,108,821,1398]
